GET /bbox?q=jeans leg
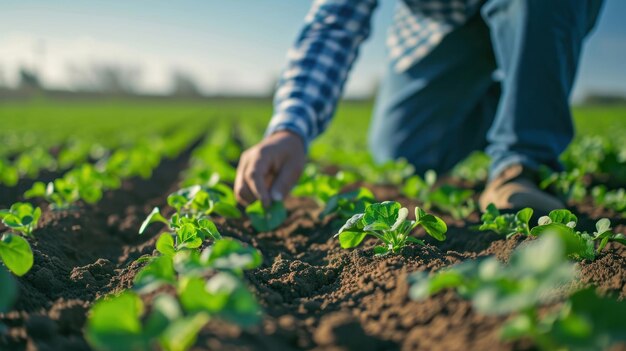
[369,15,499,176]
[482,0,605,179]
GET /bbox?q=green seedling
[320,187,375,222]
[25,164,120,209]
[0,233,34,276]
[140,208,221,253]
[104,143,161,179]
[291,164,356,205]
[592,186,626,214]
[402,170,437,209]
[245,200,287,232]
[539,168,586,202]
[86,291,210,351]
[135,238,262,293]
[409,234,626,350]
[15,147,56,178]
[335,201,447,255]
[476,204,533,237]
[530,210,597,260]
[0,202,41,236]
[167,183,241,219]
[428,184,476,220]
[450,151,490,182]
[590,218,626,252]
[0,158,19,187]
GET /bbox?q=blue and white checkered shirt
[266,0,483,149]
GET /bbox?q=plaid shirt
[266,0,483,149]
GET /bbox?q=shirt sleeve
[265,0,378,150]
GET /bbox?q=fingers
[234,149,272,207]
[234,154,254,205]
[245,158,271,208]
[270,160,303,202]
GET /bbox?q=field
[1,98,626,351]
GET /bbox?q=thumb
[270,163,301,202]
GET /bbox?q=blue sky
[0,0,624,100]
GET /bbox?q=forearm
[266,0,377,151]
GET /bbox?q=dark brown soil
[2,169,625,351]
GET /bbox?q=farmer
[234,0,604,214]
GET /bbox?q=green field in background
[1,99,624,152]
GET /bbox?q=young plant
[86,291,210,351]
[539,168,586,202]
[245,200,287,232]
[589,218,626,252]
[530,209,598,261]
[166,183,241,219]
[335,201,447,255]
[15,147,56,178]
[428,184,476,220]
[401,170,437,209]
[291,164,356,205]
[320,187,375,222]
[0,202,41,236]
[0,158,19,187]
[140,208,221,254]
[409,234,626,350]
[25,164,120,209]
[476,204,533,237]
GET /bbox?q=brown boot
[479,164,565,215]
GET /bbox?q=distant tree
[170,70,202,97]
[18,67,41,90]
[582,93,626,105]
[91,64,141,94]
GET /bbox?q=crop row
[2,121,626,350]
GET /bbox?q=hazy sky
[1,0,624,100]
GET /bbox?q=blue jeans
[369,0,604,179]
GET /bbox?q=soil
[1,160,625,350]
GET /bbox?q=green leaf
[416,214,447,241]
[245,200,287,232]
[390,207,409,231]
[177,224,203,249]
[198,219,222,240]
[515,208,533,226]
[139,207,169,234]
[144,294,181,339]
[363,201,401,230]
[500,314,534,340]
[178,276,229,313]
[0,267,17,312]
[156,233,176,257]
[548,209,578,226]
[338,231,368,249]
[167,194,189,213]
[212,202,242,219]
[595,218,611,235]
[159,312,210,351]
[336,213,365,235]
[133,255,176,293]
[405,236,425,246]
[24,181,47,199]
[204,238,262,272]
[373,246,389,255]
[0,234,34,276]
[85,291,148,351]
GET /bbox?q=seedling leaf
[0,234,34,276]
[245,200,287,232]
